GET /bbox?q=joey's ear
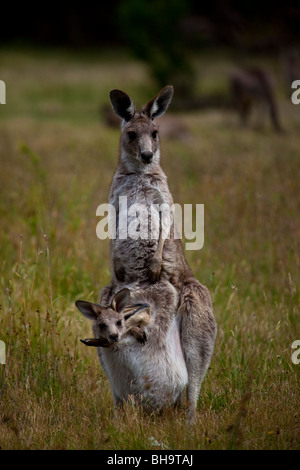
[75,300,100,320]
[111,288,131,313]
[142,85,174,120]
[123,303,151,323]
[110,89,135,122]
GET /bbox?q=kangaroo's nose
[109,333,119,342]
[141,151,153,164]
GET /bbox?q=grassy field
[0,47,299,450]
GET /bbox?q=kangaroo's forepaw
[130,326,147,344]
[148,257,162,282]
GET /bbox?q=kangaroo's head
[76,288,131,346]
[76,288,150,347]
[110,85,174,171]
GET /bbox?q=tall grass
[0,48,299,449]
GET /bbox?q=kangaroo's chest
[109,175,171,282]
[111,175,169,208]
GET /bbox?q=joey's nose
[141,151,153,164]
[109,333,119,342]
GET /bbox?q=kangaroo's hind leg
[178,280,217,422]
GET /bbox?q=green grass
[0,47,299,449]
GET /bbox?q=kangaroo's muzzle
[140,151,153,164]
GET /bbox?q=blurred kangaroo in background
[98,86,217,421]
[229,66,283,132]
[281,47,300,95]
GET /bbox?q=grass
[0,47,299,450]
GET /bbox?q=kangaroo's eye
[152,130,158,139]
[116,320,122,327]
[99,323,106,329]
[128,131,136,140]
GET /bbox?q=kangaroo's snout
[109,333,119,343]
[141,151,153,164]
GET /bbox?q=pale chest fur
[109,170,173,284]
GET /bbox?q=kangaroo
[97,86,217,421]
[78,283,189,411]
[229,66,283,132]
[281,47,300,95]
[76,288,151,348]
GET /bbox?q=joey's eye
[128,131,136,140]
[152,130,158,139]
[99,323,106,329]
[116,320,122,327]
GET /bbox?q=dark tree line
[1,1,299,99]
[1,1,299,49]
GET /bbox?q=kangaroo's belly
[100,315,188,409]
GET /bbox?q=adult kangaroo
[229,66,283,132]
[98,86,217,421]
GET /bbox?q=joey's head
[76,288,151,347]
[76,288,131,346]
[109,86,174,172]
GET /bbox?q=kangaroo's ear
[143,85,174,120]
[111,288,131,313]
[75,300,100,320]
[123,303,151,325]
[110,89,135,122]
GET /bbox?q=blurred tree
[117,0,196,98]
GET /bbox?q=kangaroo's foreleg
[132,279,178,344]
[149,227,164,282]
[149,206,173,282]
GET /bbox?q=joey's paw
[148,257,162,282]
[130,327,147,345]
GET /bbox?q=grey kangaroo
[77,283,189,411]
[229,66,283,132]
[94,85,217,421]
